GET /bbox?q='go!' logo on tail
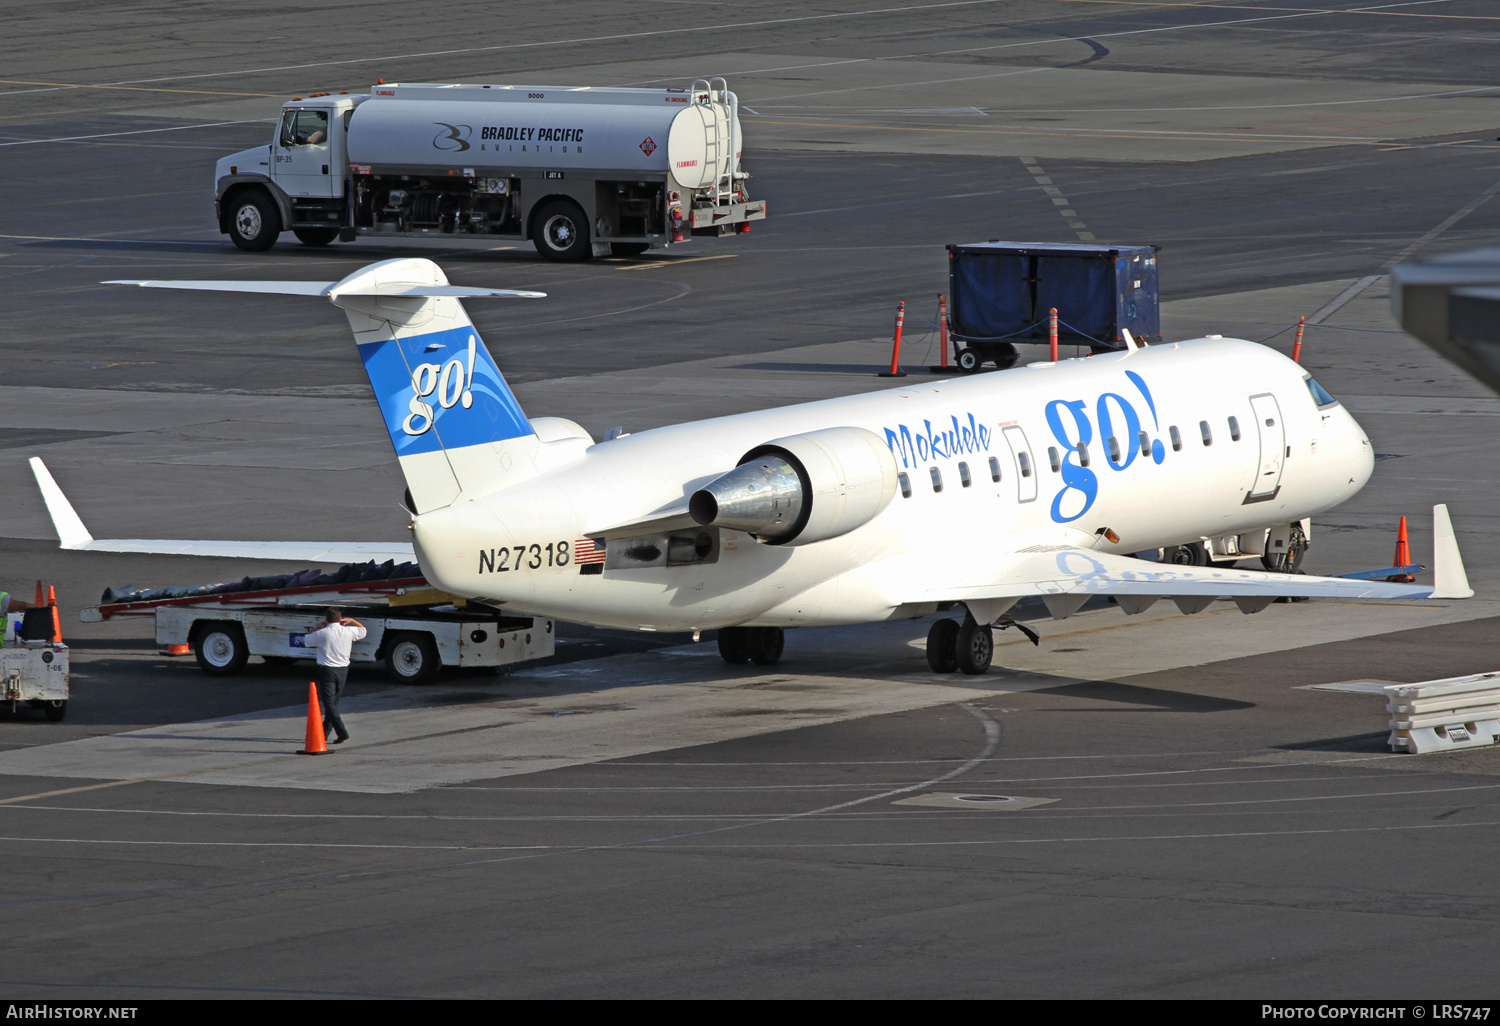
[360,324,532,456]
[403,335,477,436]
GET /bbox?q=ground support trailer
[0,642,69,721]
[84,574,553,684]
[946,242,1161,370]
[215,77,766,261]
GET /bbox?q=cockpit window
[1305,377,1338,407]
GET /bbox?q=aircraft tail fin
[109,258,547,513]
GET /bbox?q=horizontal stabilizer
[29,458,413,565]
[107,279,545,299]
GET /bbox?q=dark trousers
[315,664,350,740]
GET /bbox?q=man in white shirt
[300,608,367,744]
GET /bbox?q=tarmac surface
[1,0,1499,999]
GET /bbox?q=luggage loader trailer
[84,574,553,684]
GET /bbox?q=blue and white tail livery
[107,258,551,513]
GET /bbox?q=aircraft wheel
[955,621,993,676]
[926,619,959,674]
[1163,541,1209,566]
[956,348,982,374]
[1261,524,1308,573]
[717,627,750,664]
[194,622,249,677]
[43,700,66,722]
[747,627,784,666]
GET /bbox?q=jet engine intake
[690,426,899,545]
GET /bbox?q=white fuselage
[411,338,1373,631]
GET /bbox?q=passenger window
[1200,420,1212,446]
[1138,430,1150,456]
[1169,426,1182,451]
[897,472,911,499]
[988,456,1001,482]
[1106,436,1120,464]
[1228,416,1241,441]
[1077,442,1090,468]
[1018,452,1032,478]
[1048,446,1061,472]
[929,467,943,493]
[958,462,972,488]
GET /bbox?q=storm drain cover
[893,792,1058,811]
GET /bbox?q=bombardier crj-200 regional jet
[31,257,1472,675]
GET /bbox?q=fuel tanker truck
[214,77,766,261]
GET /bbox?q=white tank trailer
[215,78,766,261]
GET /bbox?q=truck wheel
[43,701,66,722]
[385,632,440,684]
[992,343,1020,369]
[227,191,281,252]
[956,348,982,374]
[194,622,249,676]
[292,227,339,247]
[747,627,784,666]
[532,199,590,262]
[611,242,650,257]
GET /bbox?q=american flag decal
[574,538,606,565]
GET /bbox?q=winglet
[28,458,94,550]
[1121,328,1139,353]
[1431,503,1473,599]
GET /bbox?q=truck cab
[217,95,360,251]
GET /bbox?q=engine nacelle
[689,426,899,545]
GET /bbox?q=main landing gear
[718,626,784,666]
[926,615,993,675]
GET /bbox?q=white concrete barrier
[1386,672,1500,754]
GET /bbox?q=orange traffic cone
[1392,516,1414,583]
[33,581,43,607]
[45,586,61,642]
[297,682,331,755]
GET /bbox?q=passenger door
[271,107,336,199]
[1002,425,1037,503]
[1247,393,1285,500]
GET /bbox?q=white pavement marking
[0,121,267,147]
[0,651,1026,794]
[1021,156,1095,242]
[1309,174,1500,322]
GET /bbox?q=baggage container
[946,242,1161,369]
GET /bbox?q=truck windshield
[280,109,329,147]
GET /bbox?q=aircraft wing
[893,506,1472,615]
[30,458,415,565]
